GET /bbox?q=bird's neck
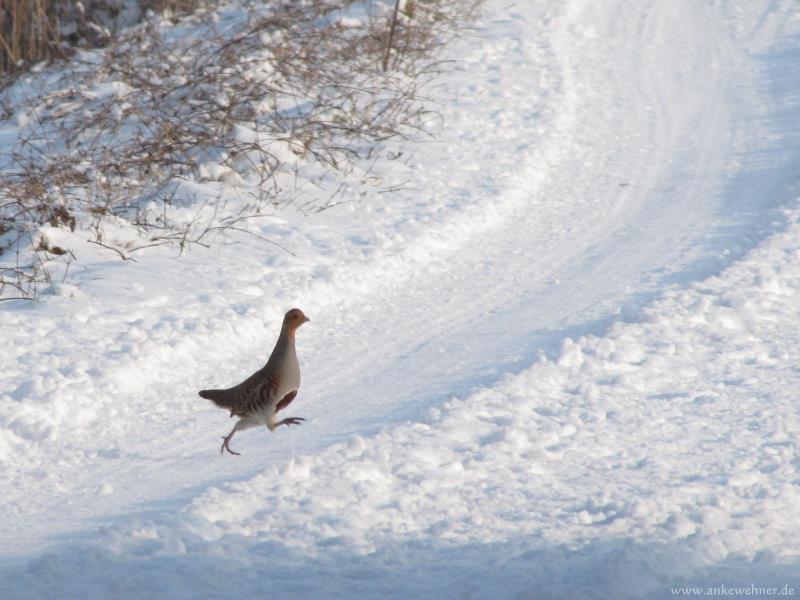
[269,324,296,361]
[281,323,297,342]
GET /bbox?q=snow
[3,0,800,598]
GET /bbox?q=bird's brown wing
[201,366,291,419]
[233,374,283,418]
[200,364,270,414]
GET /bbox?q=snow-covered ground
[3,0,800,598]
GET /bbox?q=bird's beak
[303,315,310,323]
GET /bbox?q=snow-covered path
[3,1,800,598]
[300,0,793,447]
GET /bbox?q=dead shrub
[0,0,482,297]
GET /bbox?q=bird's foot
[220,435,241,456]
[278,417,306,427]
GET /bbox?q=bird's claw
[220,436,241,456]
[283,417,306,426]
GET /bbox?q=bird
[199,308,310,455]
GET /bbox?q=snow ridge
[5,205,800,598]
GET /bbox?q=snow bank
[5,205,800,599]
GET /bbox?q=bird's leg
[275,417,306,428]
[220,426,241,456]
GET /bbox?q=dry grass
[0,0,59,74]
[0,0,211,77]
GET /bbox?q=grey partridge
[199,308,310,455]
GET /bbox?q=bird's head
[284,308,310,331]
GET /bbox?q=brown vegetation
[0,0,59,74]
[0,0,210,78]
[0,0,481,298]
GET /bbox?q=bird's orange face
[284,308,310,329]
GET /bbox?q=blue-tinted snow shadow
[1,533,798,600]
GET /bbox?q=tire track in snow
[296,0,770,433]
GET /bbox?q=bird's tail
[199,389,233,410]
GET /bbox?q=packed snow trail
[3,0,800,598]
